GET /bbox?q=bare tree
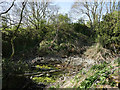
[71,0,102,30]
[22,0,59,29]
[70,0,117,30]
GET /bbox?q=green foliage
[78,62,114,89]
[32,76,55,85]
[2,13,93,58]
[91,61,108,70]
[49,86,55,89]
[37,14,91,56]
[38,40,77,56]
[58,14,71,24]
[96,11,120,53]
[2,59,30,89]
[117,57,120,65]
[73,23,92,37]
[2,59,29,76]
[79,73,99,88]
[36,65,51,69]
[2,28,39,58]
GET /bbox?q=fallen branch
[17,69,60,77]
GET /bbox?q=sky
[54,1,119,22]
[55,2,74,15]
[50,0,75,15]
[53,1,86,22]
[0,0,119,23]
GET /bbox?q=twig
[0,0,16,16]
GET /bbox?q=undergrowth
[50,59,119,88]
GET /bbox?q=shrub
[2,59,30,89]
[96,11,120,53]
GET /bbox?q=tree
[0,1,28,59]
[97,11,120,53]
[52,14,71,44]
[22,0,59,29]
[70,0,117,31]
[1,0,60,58]
[21,0,59,45]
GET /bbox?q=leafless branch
[14,1,27,33]
[0,0,16,16]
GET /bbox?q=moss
[36,65,52,69]
[32,76,55,84]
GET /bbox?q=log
[17,72,43,76]
[17,69,60,77]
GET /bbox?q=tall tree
[22,0,59,29]
[70,0,117,31]
[10,0,27,59]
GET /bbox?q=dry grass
[83,43,115,62]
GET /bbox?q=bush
[38,40,79,56]
[2,59,30,89]
[2,59,29,76]
[2,28,39,58]
[96,11,120,53]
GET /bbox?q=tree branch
[10,0,27,59]
[14,1,27,34]
[0,0,16,16]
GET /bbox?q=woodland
[0,0,120,89]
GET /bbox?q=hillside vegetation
[1,1,120,89]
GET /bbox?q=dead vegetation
[83,43,117,62]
